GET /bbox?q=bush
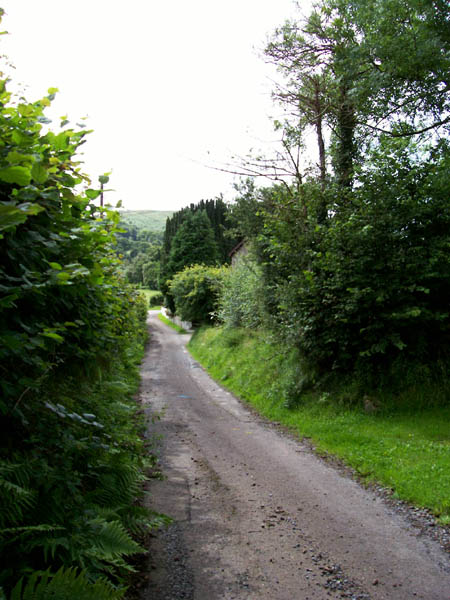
[261,140,450,388]
[217,254,265,329]
[0,54,163,597]
[149,291,163,307]
[169,264,226,325]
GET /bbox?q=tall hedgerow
[0,25,163,598]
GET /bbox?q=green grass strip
[157,313,187,334]
[188,326,450,522]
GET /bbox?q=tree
[264,0,450,193]
[168,210,218,273]
[169,264,226,325]
[160,211,219,310]
[218,0,450,394]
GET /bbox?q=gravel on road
[139,312,450,600]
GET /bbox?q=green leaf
[6,151,33,165]
[18,104,35,117]
[10,567,123,600]
[0,294,18,309]
[48,262,62,270]
[11,130,30,146]
[42,332,64,343]
[31,163,49,184]
[85,189,101,200]
[53,132,70,150]
[0,203,44,231]
[0,166,31,186]
[56,272,72,283]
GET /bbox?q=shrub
[149,291,163,307]
[169,264,226,325]
[217,254,265,329]
[261,140,450,388]
[0,49,163,597]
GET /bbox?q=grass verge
[188,325,450,522]
[158,313,187,334]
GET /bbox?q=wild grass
[188,326,450,521]
[157,313,187,334]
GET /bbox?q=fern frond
[10,567,124,600]
[0,524,64,537]
[0,476,35,528]
[87,518,144,559]
[0,460,32,489]
[87,462,143,508]
[120,505,172,535]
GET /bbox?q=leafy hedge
[259,139,450,390]
[0,48,161,598]
[169,264,226,325]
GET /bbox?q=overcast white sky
[0,0,310,211]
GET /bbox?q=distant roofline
[229,239,246,257]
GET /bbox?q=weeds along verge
[188,326,450,523]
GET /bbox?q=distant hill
[119,210,173,232]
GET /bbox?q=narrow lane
[141,312,449,600]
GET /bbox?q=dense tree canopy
[159,198,239,310]
[223,0,450,396]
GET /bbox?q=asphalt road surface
[140,312,449,600]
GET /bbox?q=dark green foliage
[0,52,164,598]
[148,291,163,307]
[216,0,450,400]
[217,255,265,329]
[253,139,450,390]
[169,264,226,325]
[115,224,162,287]
[161,211,219,311]
[9,567,123,600]
[159,197,239,309]
[168,211,219,273]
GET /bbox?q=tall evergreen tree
[161,211,219,310]
[167,210,219,274]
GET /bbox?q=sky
[0,0,310,211]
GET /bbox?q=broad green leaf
[42,331,64,343]
[53,132,69,150]
[48,262,62,270]
[86,189,101,200]
[6,151,33,165]
[31,162,49,184]
[56,271,72,283]
[0,166,31,186]
[0,205,29,230]
[18,103,35,117]
[0,203,44,231]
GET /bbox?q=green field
[188,326,450,522]
[119,210,173,231]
